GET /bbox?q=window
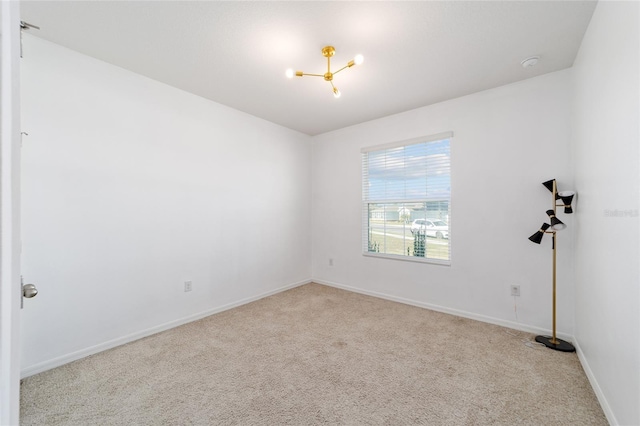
[362,132,452,264]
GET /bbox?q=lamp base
[535,335,575,352]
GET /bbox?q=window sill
[362,252,451,266]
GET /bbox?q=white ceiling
[20,1,597,136]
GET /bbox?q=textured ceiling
[20,1,597,135]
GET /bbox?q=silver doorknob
[23,283,38,298]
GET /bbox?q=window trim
[360,131,453,153]
[362,251,452,266]
[361,132,453,266]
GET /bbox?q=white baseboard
[21,279,311,378]
[574,340,617,426]
[312,278,574,341]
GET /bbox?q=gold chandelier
[286,46,364,98]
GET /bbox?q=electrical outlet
[184,281,192,292]
[510,285,520,297]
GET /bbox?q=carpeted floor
[20,283,607,425]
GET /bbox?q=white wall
[312,70,575,336]
[20,35,311,374]
[571,2,640,425]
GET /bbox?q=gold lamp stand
[529,179,576,352]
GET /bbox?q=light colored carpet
[20,283,607,425]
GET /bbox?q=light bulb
[285,68,294,79]
[333,87,341,98]
[354,54,364,65]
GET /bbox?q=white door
[0,1,22,424]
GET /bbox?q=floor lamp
[528,179,576,352]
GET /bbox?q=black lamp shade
[542,179,556,193]
[529,223,550,244]
[558,191,575,214]
[546,209,566,230]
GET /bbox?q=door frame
[0,1,22,424]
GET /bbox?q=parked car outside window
[410,219,449,239]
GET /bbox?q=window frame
[361,132,453,266]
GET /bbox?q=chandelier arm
[333,64,351,75]
[330,80,340,98]
[299,73,324,78]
